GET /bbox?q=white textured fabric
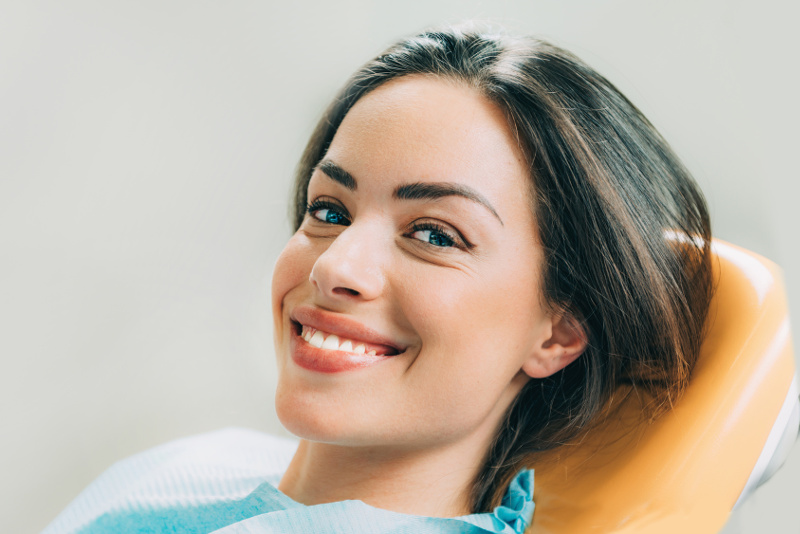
[43,428,534,534]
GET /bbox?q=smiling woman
[272,76,577,517]
[44,24,712,534]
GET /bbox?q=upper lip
[290,305,405,352]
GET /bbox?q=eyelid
[407,219,473,250]
[305,197,351,224]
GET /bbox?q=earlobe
[522,313,587,379]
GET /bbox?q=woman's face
[272,76,574,451]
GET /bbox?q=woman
[45,24,712,533]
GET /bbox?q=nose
[309,222,387,302]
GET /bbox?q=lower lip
[290,327,394,373]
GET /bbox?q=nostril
[333,287,360,297]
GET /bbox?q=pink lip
[290,330,392,373]
[290,306,403,352]
[288,306,405,374]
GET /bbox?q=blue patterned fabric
[43,428,534,534]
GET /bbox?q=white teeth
[321,334,340,350]
[301,325,386,356]
[309,331,325,348]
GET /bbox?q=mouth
[287,306,407,373]
[291,321,401,357]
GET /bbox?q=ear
[522,312,587,379]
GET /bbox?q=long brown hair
[290,25,713,513]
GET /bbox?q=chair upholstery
[529,239,798,533]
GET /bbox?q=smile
[290,323,399,373]
[296,322,400,357]
[301,325,381,356]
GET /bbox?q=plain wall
[1,1,798,532]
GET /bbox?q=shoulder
[44,428,299,534]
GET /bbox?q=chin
[275,381,358,444]
[275,379,416,448]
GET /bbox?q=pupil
[431,232,453,247]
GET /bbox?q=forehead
[324,75,530,201]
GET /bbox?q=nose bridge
[310,219,386,300]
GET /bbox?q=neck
[277,437,489,518]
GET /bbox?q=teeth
[321,334,340,350]
[300,324,388,356]
[309,330,325,348]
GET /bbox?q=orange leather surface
[528,239,795,533]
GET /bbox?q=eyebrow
[315,159,504,226]
[316,160,357,190]
[394,182,503,225]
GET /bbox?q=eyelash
[304,198,469,250]
[306,199,350,226]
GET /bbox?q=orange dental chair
[530,239,799,533]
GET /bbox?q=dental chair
[530,239,799,533]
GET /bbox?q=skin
[271,75,586,517]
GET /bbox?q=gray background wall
[1,1,798,532]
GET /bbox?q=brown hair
[290,25,713,513]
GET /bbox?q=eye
[306,199,350,226]
[407,222,466,249]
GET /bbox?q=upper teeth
[302,326,377,356]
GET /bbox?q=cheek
[397,261,543,416]
[271,233,315,325]
[407,261,542,355]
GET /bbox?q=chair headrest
[529,239,796,533]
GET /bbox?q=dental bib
[44,428,534,534]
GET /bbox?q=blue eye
[408,223,459,248]
[315,208,347,225]
[306,200,350,225]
